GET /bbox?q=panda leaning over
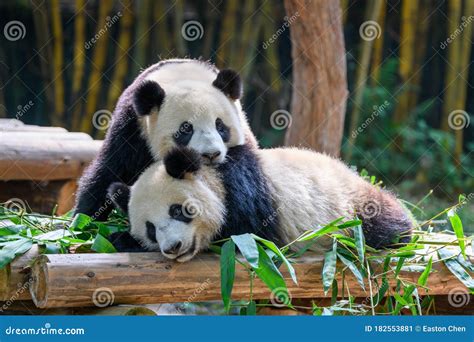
[74,59,257,221]
[108,145,414,261]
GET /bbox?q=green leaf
[70,213,92,230]
[254,244,287,296]
[231,234,259,268]
[447,209,466,258]
[322,240,337,294]
[353,224,365,263]
[393,292,409,306]
[36,229,72,241]
[246,300,257,315]
[417,257,432,287]
[438,248,474,292]
[251,235,297,284]
[220,240,236,313]
[337,219,363,229]
[91,234,117,253]
[0,238,33,269]
[394,257,406,276]
[338,253,365,290]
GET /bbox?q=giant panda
[108,145,413,261]
[75,58,257,220]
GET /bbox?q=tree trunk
[284,0,348,157]
[50,0,65,127]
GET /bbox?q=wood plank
[0,132,92,141]
[28,251,472,308]
[0,139,102,180]
[0,126,67,133]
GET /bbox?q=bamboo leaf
[448,209,466,258]
[70,213,92,230]
[322,240,337,294]
[220,240,236,313]
[0,238,33,269]
[438,248,474,292]
[338,253,365,290]
[231,234,259,268]
[251,235,297,284]
[417,257,432,286]
[353,224,365,263]
[246,300,257,315]
[91,234,117,253]
[254,244,287,296]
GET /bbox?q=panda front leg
[74,110,154,221]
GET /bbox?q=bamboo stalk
[50,0,65,127]
[216,0,239,67]
[441,0,462,131]
[346,0,384,159]
[392,0,418,125]
[369,0,386,84]
[70,0,87,131]
[29,251,470,308]
[106,0,134,112]
[132,0,152,75]
[453,0,474,166]
[154,0,172,57]
[173,0,186,56]
[261,0,281,93]
[80,0,114,134]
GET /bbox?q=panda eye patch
[145,221,157,243]
[168,204,193,223]
[215,118,230,143]
[173,121,194,146]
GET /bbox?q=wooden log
[29,252,473,308]
[0,246,38,302]
[0,139,102,180]
[0,126,67,133]
[0,132,92,141]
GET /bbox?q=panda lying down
[107,144,413,262]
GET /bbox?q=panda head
[133,68,245,165]
[108,148,226,262]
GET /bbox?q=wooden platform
[0,119,101,214]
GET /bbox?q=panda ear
[107,182,131,214]
[212,69,242,100]
[164,148,202,179]
[133,80,166,116]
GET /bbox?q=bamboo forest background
[0,0,473,229]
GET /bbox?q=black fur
[215,144,282,244]
[212,69,242,100]
[164,147,202,179]
[75,102,154,220]
[216,118,230,143]
[132,80,165,116]
[107,182,130,214]
[173,122,194,146]
[108,232,146,252]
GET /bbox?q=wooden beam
[0,139,101,180]
[29,252,472,308]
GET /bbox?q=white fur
[128,147,378,260]
[139,60,250,162]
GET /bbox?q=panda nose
[163,241,182,255]
[202,151,221,162]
